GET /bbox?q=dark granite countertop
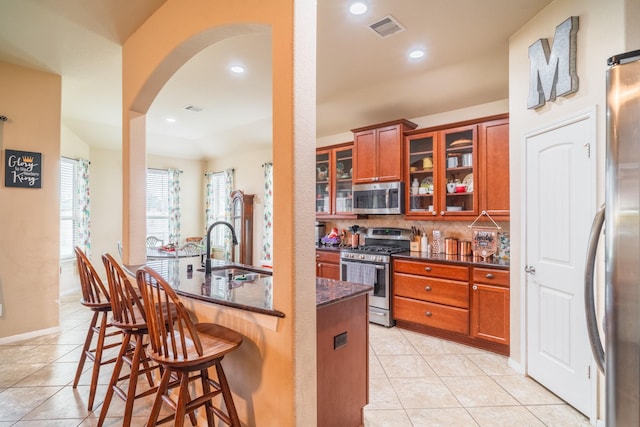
[125,258,284,318]
[392,251,510,269]
[316,277,373,308]
[126,257,372,316]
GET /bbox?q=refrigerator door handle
[584,204,605,373]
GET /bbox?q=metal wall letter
[527,16,579,109]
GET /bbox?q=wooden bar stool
[136,266,243,427]
[73,247,122,411]
[97,253,162,426]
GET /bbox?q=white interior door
[525,113,595,416]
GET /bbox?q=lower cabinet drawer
[393,296,469,335]
[394,273,469,308]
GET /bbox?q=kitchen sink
[208,266,272,282]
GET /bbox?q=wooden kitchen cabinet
[393,256,510,355]
[406,123,478,218]
[393,259,470,335]
[352,119,417,184]
[316,249,340,280]
[316,142,359,219]
[471,267,510,347]
[405,114,509,221]
[478,117,510,219]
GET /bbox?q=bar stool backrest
[102,253,146,327]
[75,247,110,307]
[136,266,204,360]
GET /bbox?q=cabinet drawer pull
[424,267,432,272]
[425,311,433,317]
[485,273,494,279]
[316,254,320,258]
[472,285,478,291]
[424,286,432,291]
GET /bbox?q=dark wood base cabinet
[316,249,340,280]
[317,293,369,426]
[393,258,509,356]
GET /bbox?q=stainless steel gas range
[340,227,412,327]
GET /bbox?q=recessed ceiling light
[230,65,245,73]
[165,117,176,123]
[408,49,425,60]
[349,2,367,15]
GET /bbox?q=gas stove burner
[351,245,406,255]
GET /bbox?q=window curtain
[205,168,234,262]
[168,168,181,245]
[262,162,273,261]
[222,169,234,261]
[76,159,91,256]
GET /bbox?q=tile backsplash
[324,215,510,257]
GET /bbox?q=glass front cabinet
[406,124,478,219]
[316,142,357,218]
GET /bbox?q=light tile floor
[0,292,592,426]
[364,324,592,426]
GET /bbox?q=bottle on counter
[420,232,429,254]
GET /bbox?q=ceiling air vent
[184,105,204,112]
[368,15,405,38]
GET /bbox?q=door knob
[525,265,536,274]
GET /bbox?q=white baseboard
[0,326,60,345]
[508,357,525,374]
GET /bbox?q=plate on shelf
[463,173,474,192]
[450,139,472,147]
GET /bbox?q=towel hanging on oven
[344,261,376,286]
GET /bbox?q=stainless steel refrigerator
[585,49,640,426]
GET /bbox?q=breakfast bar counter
[126,257,371,426]
[125,257,284,317]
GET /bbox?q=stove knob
[358,254,365,260]
[377,256,383,262]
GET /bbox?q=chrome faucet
[205,221,238,275]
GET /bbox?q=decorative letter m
[527,16,579,109]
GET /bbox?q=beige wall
[122,1,316,425]
[0,61,61,338]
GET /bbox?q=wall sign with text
[4,149,42,188]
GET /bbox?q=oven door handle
[375,265,385,270]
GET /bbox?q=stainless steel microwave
[352,182,405,215]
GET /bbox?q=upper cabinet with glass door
[406,124,478,219]
[316,142,359,219]
[440,124,478,218]
[406,131,437,215]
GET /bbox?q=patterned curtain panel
[76,159,91,256]
[223,168,234,262]
[204,169,234,262]
[262,162,273,261]
[168,168,182,245]
[205,173,215,233]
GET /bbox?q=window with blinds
[60,158,78,260]
[209,172,227,247]
[146,169,169,244]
